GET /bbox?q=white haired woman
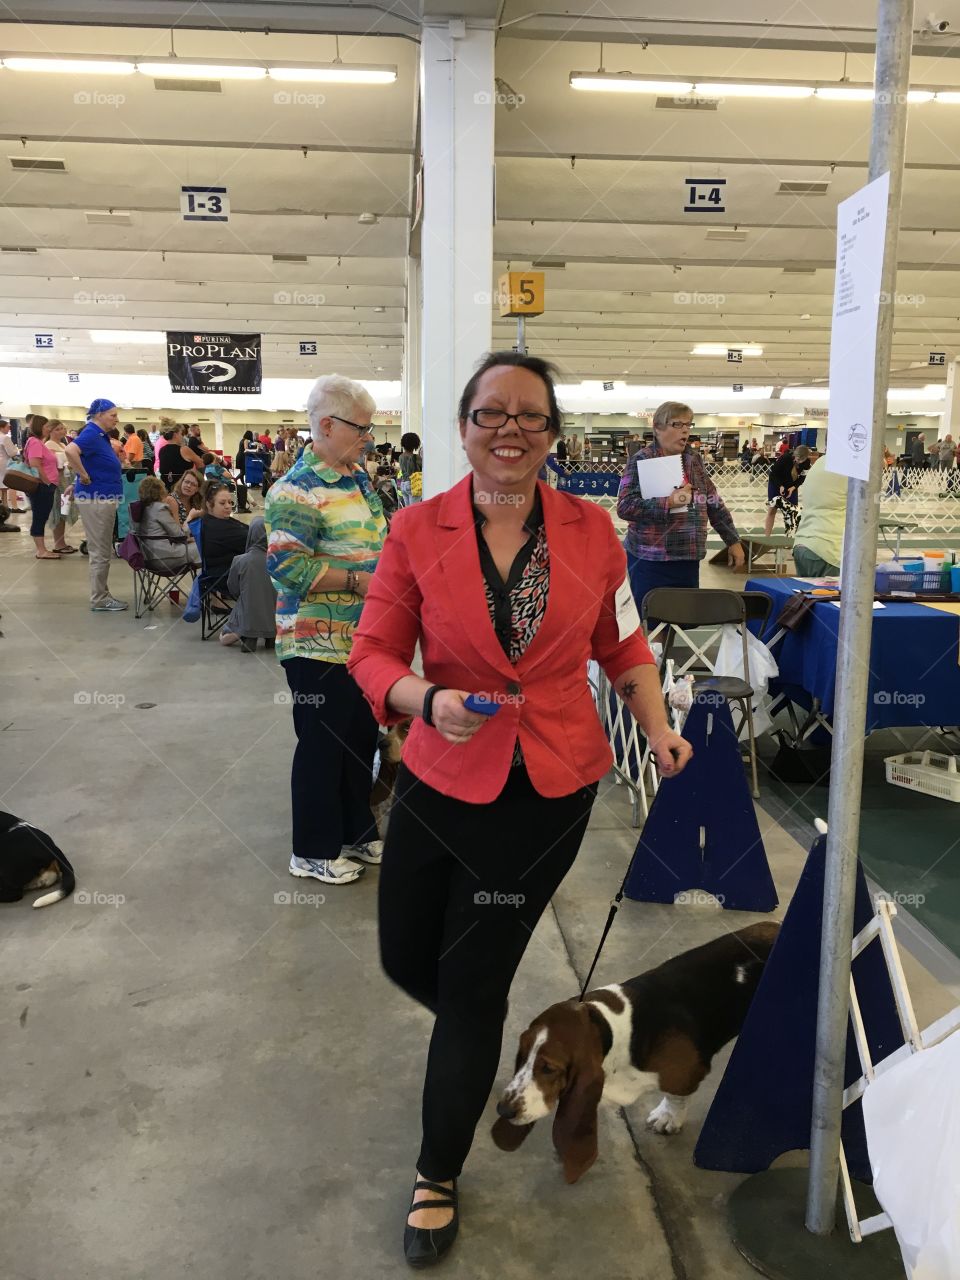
[617,400,745,609]
[264,373,388,886]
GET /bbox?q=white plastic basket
[884,751,960,802]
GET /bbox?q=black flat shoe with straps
[403,1178,459,1269]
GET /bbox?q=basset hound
[492,922,779,1183]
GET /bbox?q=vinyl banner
[166,332,262,394]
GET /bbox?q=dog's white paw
[645,1096,686,1135]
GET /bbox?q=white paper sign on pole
[825,171,890,481]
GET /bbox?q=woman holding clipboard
[617,400,745,609]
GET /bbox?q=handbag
[116,531,145,570]
[5,460,40,494]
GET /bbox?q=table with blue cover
[747,576,960,730]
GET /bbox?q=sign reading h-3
[685,178,726,213]
[180,186,229,223]
[299,341,317,356]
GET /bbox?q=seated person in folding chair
[617,400,745,611]
[203,452,234,491]
[199,484,249,606]
[137,476,200,572]
[219,517,278,653]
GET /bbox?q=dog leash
[578,839,644,1001]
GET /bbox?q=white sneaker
[288,854,364,885]
[345,840,383,865]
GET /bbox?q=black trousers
[379,763,597,1181]
[28,482,56,537]
[283,657,379,859]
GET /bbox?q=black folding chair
[642,587,761,798]
[189,518,233,641]
[121,501,197,620]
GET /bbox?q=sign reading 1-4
[685,177,726,213]
[181,185,229,223]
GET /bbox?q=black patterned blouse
[473,493,550,762]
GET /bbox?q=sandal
[35,552,61,560]
[53,544,78,554]
[404,1178,459,1269]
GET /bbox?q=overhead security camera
[920,15,951,32]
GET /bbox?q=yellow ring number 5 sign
[498,271,545,317]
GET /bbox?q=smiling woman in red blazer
[348,352,692,1268]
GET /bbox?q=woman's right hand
[430,690,489,745]
[668,484,692,508]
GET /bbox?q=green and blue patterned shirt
[264,449,387,664]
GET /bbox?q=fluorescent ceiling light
[695,82,814,99]
[3,56,136,74]
[692,343,764,356]
[89,330,165,344]
[138,61,267,80]
[569,72,694,94]
[936,91,960,103]
[907,90,935,103]
[816,85,875,101]
[269,65,396,85]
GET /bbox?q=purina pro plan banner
[166,332,262,394]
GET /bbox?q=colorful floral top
[264,450,387,664]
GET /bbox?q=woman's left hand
[648,728,693,777]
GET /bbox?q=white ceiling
[2,12,960,397]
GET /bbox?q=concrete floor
[0,523,955,1279]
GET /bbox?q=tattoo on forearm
[620,680,638,699]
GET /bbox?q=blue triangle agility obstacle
[625,695,778,912]
[694,835,904,1180]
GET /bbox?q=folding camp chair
[642,587,762,798]
[121,500,197,619]
[188,517,232,641]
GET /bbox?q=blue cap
[87,398,117,417]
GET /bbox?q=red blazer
[348,475,654,803]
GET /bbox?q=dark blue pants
[28,483,56,538]
[627,553,699,614]
[284,657,379,859]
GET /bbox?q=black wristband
[422,684,446,728]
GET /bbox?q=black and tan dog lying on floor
[0,809,75,908]
[492,922,779,1183]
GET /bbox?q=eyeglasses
[664,419,694,430]
[469,409,552,433]
[329,415,374,437]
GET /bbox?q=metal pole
[805,0,914,1234]
[516,315,526,354]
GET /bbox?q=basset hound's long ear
[552,1030,605,1184]
[491,1116,535,1152]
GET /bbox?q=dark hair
[161,430,173,441]
[241,430,253,443]
[400,432,421,452]
[124,423,135,433]
[457,351,563,436]
[136,429,149,442]
[202,452,215,466]
[204,482,232,512]
[28,414,50,438]
[108,427,121,439]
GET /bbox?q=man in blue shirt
[64,397,126,611]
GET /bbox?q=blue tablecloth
[747,576,960,730]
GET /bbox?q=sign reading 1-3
[498,271,545,317]
[181,186,229,223]
[685,177,726,213]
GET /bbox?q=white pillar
[213,407,224,454]
[403,255,423,439]
[419,19,495,498]
[942,359,960,439]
